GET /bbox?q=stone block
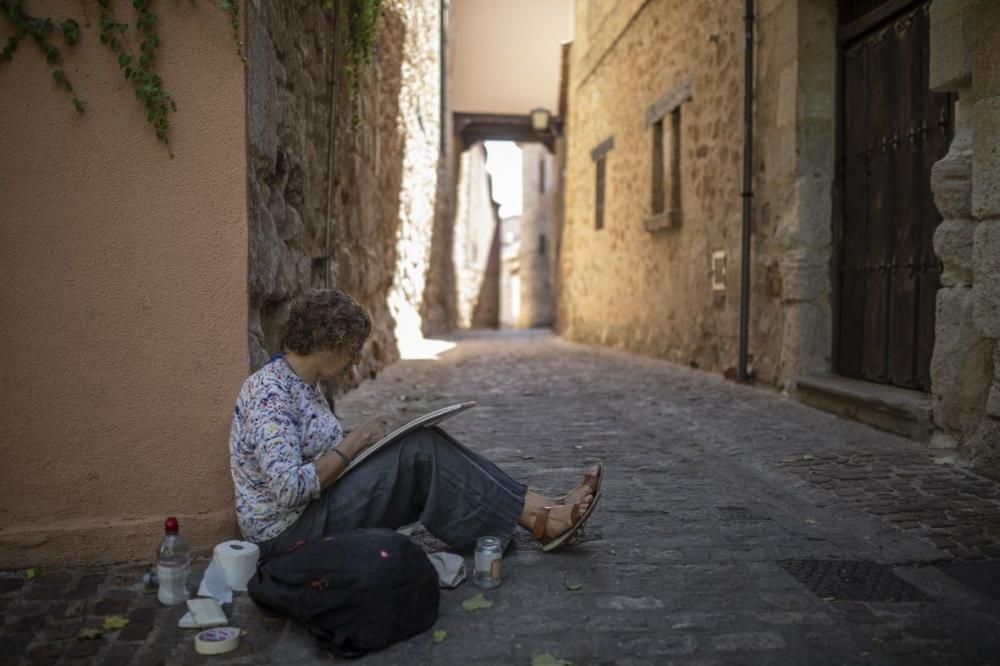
[929,9,972,91]
[758,0,793,20]
[973,0,1000,99]
[931,286,993,438]
[973,220,1000,337]
[780,248,827,302]
[988,382,1000,419]
[931,0,977,23]
[968,417,1000,479]
[780,301,832,389]
[933,219,975,286]
[930,143,972,219]
[777,176,833,250]
[930,430,958,450]
[973,97,1000,219]
[776,65,797,128]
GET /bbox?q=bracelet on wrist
[331,447,351,468]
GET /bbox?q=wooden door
[835,0,953,391]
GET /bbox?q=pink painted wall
[0,1,247,566]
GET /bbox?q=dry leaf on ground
[461,593,494,611]
[532,655,573,666]
[102,616,130,631]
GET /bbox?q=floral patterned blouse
[229,356,344,543]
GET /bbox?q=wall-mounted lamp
[530,107,551,132]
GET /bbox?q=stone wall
[247,0,444,382]
[560,0,835,387]
[928,0,1000,476]
[454,143,501,328]
[560,0,752,373]
[518,143,556,327]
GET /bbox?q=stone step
[797,374,934,442]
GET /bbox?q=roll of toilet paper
[213,540,260,592]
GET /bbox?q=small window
[539,158,546,193]
[595,156,606,230]
[644,81,690,231]
[539,233,546,256]
[667,106,681,215]
[590,135,614,231]
[651,118,665,215]
[651,108,681,217]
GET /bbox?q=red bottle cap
[164,517,179,534]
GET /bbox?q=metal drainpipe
[738,0,755,382]
[323,0,341,289]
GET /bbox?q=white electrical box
[711,251,727,292]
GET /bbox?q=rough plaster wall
[561,0,746,371]
[247,0,443,383]
[454,144,500,328]
[519,143,555,327]
[928,0,999,475]
[0,1,246,566]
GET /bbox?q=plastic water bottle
[156,516,191,606]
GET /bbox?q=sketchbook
[343,401,477,474]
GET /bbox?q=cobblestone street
[3,330,1000,665]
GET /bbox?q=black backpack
[247,528,440,658]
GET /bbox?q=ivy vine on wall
[340,0,381,123]
[0,0,381,153]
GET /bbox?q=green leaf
[532,656,573,666]
[102,615,130,631]
[117,53,131,68]
[461,593,493,612]
[24,568,39,580]
[77,627,104,640]
[72,96,85,113]
[60,18,80,45]
[432,630,447,643]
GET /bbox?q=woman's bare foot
[518,491,593,542]
[538,496,592,541]
[558,463,602,505]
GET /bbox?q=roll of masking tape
[194,626,242,655]
[214,540,260,592]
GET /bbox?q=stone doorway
[834,0,954,391]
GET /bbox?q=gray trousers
[258,427,527,559]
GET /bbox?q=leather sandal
[531,492,602,552]
[554,462,603,506]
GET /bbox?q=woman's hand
[340,414,392,458]
[316,415,394,489]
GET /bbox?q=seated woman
[229,288,602,559]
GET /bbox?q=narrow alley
[5,331,1000,664]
